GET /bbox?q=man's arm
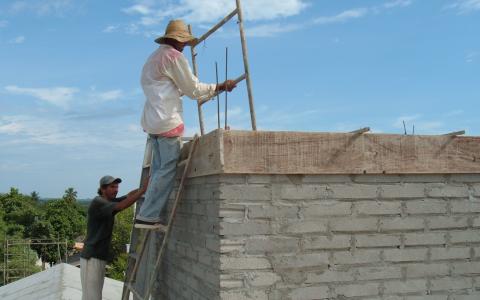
[114,177,149,212]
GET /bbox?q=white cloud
[466,51,478,63]
[103,25,118,33]
[122,0,308,29]
[446,0,480,14]
[9,0,75,16]
[8,35,25,44]
[96,89,124,101]
[313,8,368,25]
[245,23,303,37]
[4,85,78,108]
[123,4,152,15]
[383,0,412,9]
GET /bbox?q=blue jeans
[136,135,181,223]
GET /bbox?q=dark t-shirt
[81,195,126,262]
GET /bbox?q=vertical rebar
[225,47,228,130]
[57,235,61,263]
[215,62,221,129]
[188,25,205,135]
[236,0,257,130]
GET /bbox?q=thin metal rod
[188,24,205,135]
[236,0,257,130]
[215,62,221,129]
[225,47,228,130]
[444,130,465,136]
[192,9,238,47]
[349,127,370,134]
[199,73,246,105]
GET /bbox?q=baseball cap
[99,175,122,186]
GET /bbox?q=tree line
[0,187,133,285]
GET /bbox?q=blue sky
[0,0,479,198]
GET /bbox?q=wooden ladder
[121,135,199,300]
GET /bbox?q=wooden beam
[181,129,480,177]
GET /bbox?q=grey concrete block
[355,234,401,248]
[303,235,351,250]
[281,220,328,234]
[220,184,271,201]
[248,205,298,219]
[335,282,379,297]
[452,262,480,275]
[405,199,447,214]
[280,184,330,200]
[428,216,469,230]
[220,257,272,270]
[245,236,299,254]
[384,249,428,262]
[451,199,480,213]
[356,201,402,215]
[427,183,470,198]
[330,217,378,232]
[383,279,427,294]
[288,286,329,300]
[380,184,426,199]
[405,263,450,277]
[430,277,473,291]
[430,247,471,260]
[404,232,446,246]
[333,249,382,265]
[380,217,425,232]
[302,201,352,217]
[271,253,329,269]
[330,184,378,199]
[355,266,402,280]
[450,230,480,244]
[219,221,271,236]
[305,269,355,283]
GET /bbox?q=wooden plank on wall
[184,129,480,177]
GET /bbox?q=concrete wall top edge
[182,129,480,177]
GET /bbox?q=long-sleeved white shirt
[140,45,217,135]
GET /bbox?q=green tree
[41,199,85,264]
[30,191,40,202]
[63,188,77,204]
[0,187,41,237]
[106,206,134,280]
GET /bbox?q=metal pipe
[188,24,205,135]
[236,0,257,130]
[215,62,221,129]
[192,9,238,47]
[225,47,228,130]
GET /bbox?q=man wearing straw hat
[136,19,237,229]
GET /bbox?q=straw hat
[155,19,197,46]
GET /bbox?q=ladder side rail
[236,0,257,130]
[191,8,238,47]
[143,136,199,300]
[121,137,153,300]
[188,25,206,136]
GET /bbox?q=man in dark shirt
[80,175,147,300]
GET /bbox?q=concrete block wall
[157,174,480,300]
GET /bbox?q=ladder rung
[143,164,150,169]
[125,283,143,299]
[200,73,247,106]
[135,224,168,232]
[177,159,188,167]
